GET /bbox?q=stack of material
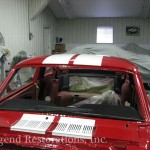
[52,44,66,54]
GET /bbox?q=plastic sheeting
[66,44,150,83]
[69,76,114,94]
[0,32,5,46]
[10,51,33,69]
[122,43,150,55]
[71,90,121,107]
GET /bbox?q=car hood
[0,111,147,149]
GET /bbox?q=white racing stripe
[52,117,95,139]
[42,54,75,64]
[11,114,55,134]
[42,54,104,66]
[73,54,103,66]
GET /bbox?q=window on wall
[97,27,113,43]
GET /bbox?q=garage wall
[0,0,56,62]
[29,0,50,20]
[56,18,150,50]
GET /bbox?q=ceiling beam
[30,0,50,20]
[59,0,73,19]
[142,0,150,18]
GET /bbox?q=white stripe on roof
[42,54,104,66]
[42,54,75,64]
[73,54,103,66]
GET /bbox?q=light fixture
[59,0,73,19]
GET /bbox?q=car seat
[43,79,59,102]
[114,74,132,105]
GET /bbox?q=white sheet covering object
[71,90,120,107]
[11,114,55,134]
[66,44,150,83]
[122,43,150,55]
[52,117,95,139]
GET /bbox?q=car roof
[15,54,138,72]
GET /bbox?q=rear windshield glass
[0,68,142,121]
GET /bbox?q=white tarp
[122,42,150,55]
[66,44,150,83]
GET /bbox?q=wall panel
[0,0,56,62]
[56,17,150,50]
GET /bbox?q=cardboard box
[55,44,65,52]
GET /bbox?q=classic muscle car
[0,54,149,149]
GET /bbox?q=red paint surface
[0,54,149,149]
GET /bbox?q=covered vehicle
[0,54,149,149]
[65,44,150,83]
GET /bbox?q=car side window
[1,67,36,97]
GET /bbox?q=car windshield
[0,67,143,121]
[0,67,36,97]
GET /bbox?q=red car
[0,54,149,150]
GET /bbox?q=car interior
[0,67,143,121]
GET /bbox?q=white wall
[56,18,150,50]
[29,0,50,20]
[1,0,150,61]
[0,0,56,62]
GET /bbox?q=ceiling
[48,0,150,19]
